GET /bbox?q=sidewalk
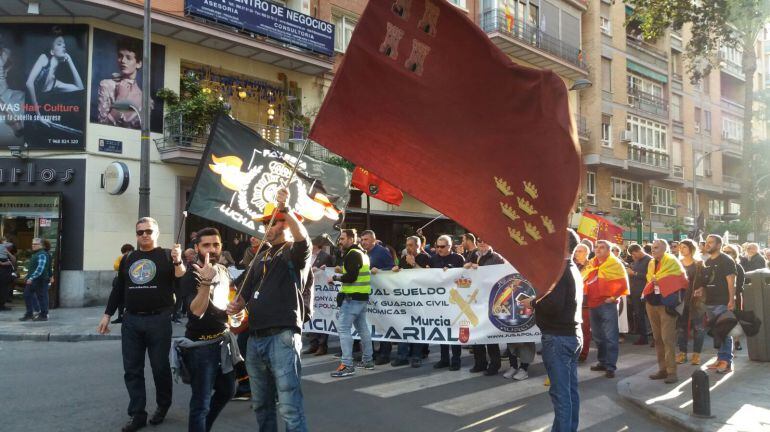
[0,304,186,342]
[618,348,770,432]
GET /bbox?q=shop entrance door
[0,194,62,308]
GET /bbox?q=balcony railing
[480,10,586,70]
[626,36,668,70]
[156,113,209,152]
[628,145,670,169]
[723,174,741,192]
[720,97,745,114]
[627,86,669,117]
[719,51,745,79]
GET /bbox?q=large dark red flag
[352,166,404,205]
[309,0,581,292]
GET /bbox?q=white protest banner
[303,264,541,344]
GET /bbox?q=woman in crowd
[676,239,706,365]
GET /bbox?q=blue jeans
[24,279,49,315]
[677,304,706,354]
[542,334,581,432]
[246,330,307,432]
[338,299,373,367]
[184,341,236,432]
[706,305,734,363]
[121,311,173,418]
[590,302,620,371]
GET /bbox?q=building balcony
[720,98,745,116]
[723,174,741,194]
[626,144,670,177]
[155,115,333,165]
[719,52,745,81]
[575,115,589,142]
[626,36,669,71]
[721,136,743,159]
[480,10,588,80]
[627,87,669,119]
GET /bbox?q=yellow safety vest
[341,247,371,295]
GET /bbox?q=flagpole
[417,213,445,232]
[235,138,311,299]
[366,195,371,229]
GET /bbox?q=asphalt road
[0,338,681,432]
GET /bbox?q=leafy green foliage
[156,73,230,137]
[616,209,640,230]
[325,156,354,171]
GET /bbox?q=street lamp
[691,147,724,224]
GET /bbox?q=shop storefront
[0,158,85,308]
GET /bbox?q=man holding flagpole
[581,240,629,378]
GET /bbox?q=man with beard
[227,187,311,431]
[740,243,767,272]
[391,235,431,368]
[698,235,737,374]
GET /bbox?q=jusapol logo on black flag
[187,116,351,239]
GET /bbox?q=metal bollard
[691,370,713,418]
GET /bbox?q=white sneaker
[503,367,518,379]
[513,369,529,381]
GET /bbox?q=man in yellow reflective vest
[329,228,374,377]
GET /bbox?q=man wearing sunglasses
[98,217,185,432]
[430,235,466,371]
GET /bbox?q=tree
[627,0,770,239]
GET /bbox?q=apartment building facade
[580,0,764,242]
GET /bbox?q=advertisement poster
[304,264,542,344]
[0,24,88,150]
[90,28,166,133]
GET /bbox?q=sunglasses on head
[136,229,154,236]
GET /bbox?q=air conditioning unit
[705,169,713,177]
[694,123,701,133]
[620,130,633,142]
[683,216,695,226]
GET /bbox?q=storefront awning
[627,60,668,83]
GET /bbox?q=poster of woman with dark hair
[0,24,87,150]
[90,29,165,132]
[25,26,85,128]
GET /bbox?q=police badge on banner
[306,264,541,344]
[187,115,350,239]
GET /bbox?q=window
[627,73,663,98]
[722,116,743,140]
[671,94,682,122]
[601,115,612,147]
[601,58,612,93]
[703,73,711,94]
[586,172,597,205]
[709,199,725,217]
[671,52,682,76]
[729,201,741,214]
[721,45,742,65]
[687,192,693,212]
[704,110,712,131]
[672,138,683,167]
[611,177,643,210]
[694,107,702,131]
[626,115,668,151]
[600,16,611,35]
[447,0,467,8]
[651,186,676,216]
[333,14,357,53]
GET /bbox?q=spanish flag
[576,212,624,245]
[643,253,688,300]
[581,254,630,308]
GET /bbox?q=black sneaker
[33,314,48,322]
[356,360,375,370]
[374,356,390,366]
[433,360,449,369]
[122,416,147,432]
[590,364,607,372]
[232,390,251,401]
[148,407,168,425]
[605,370,616,379]
[18,314,34,321]
[390,358,409,367]
[449,362,461,371]
[331,364,356,378]
[469,364,487,373]
[410,359,422,368]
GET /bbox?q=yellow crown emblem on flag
[455,276,472,288]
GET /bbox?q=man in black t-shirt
[697,234,737,374]
[98,217,185,432]
[226,187,311,431]
[178,227,236,432]
[391,235,431,367]
[430,234,466,371]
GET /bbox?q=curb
[0,332,121,342]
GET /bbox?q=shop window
[0,194,61,283]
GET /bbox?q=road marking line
[509,395,623,431]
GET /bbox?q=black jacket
[476,250,505,266]
[532,259,583,336]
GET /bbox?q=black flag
[188,115,350,239]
